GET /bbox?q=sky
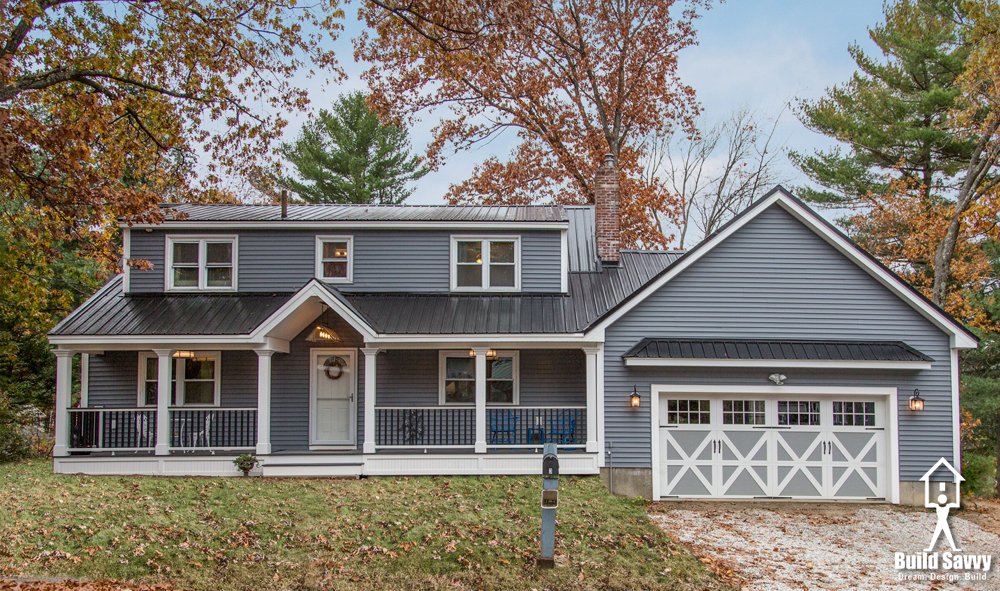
[277,0,887,214]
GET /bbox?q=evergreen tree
[280,92,429,204]
[790,0,973,207]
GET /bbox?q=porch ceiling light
[306,324,340,342]
[172,350,195,359]
[909,389,925,412]
[630,386,641,408]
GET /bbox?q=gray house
[48,157,976,504]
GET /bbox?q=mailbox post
[539,442,559,568]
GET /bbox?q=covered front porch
[49,284,603,475]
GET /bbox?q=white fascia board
[587,191,978,350]
[369,334,593,347]
[624,358,933,370]
[650,384,898,396]
[121,220,569,231]
[48,335,290,353]
[249,282,378,342]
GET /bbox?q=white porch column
[361,347,380,454]
[52,350,74,457]
[255,350,275,455]
[473,346,489,453]
[153,349,174,456]
[584,346,599,453]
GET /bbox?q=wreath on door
[323,356,346,380]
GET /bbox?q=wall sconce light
[630,386,641,408]
[305,325,340,342]
[172,350,195,359]
[768,373,786,386]
[486,349,498,361]
[909,389,924,412]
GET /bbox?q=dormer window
[315,236,353,283]
[166,236,237,291]
[451,237,520,292]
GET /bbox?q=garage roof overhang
[623,339,935,370]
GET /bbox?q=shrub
[233,453,259,476]
[962,453,996,498]
[0,392,29,463]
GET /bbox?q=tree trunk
[996,412,1000,498]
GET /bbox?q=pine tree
[280,92,429,204]
[790,0,972,207]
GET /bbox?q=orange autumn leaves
[357,0,706,248]
[848,175,997,330]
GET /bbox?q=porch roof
[50,251,684,339]
[49,276,287,336]
[622,338,934,362]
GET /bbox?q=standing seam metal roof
[148,203,568,223]
[622,339,934,362]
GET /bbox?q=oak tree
[355,0,707,247]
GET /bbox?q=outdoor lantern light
[909,389,925,412]
[486,349,498,361]
[630,386,641,408]
[305,324,340,342]
[172,350,195,359]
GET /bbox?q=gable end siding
[604,205,953,481]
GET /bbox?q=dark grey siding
[87,351,139,407]
[603,205,954,481]
[221,351,258,407]
[270,310,366,452]
[86,350,258,408]
[128,231,166,293]
[373,348,585,407]
[127,229,563,294]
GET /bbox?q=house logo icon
[920,458,964,552]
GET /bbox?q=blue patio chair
[549,410,577,445]
[489,411,518,445]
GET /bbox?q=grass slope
[0,461,727,590]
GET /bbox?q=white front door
[310,349,356,446]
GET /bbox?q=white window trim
[137,351,222,407]
[449,236,521,292]
[165,235,238,292]
[315,235,354,284]
[438,350,519,405]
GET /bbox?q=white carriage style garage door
[654,387,894,500]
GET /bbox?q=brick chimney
[594,153,620,264]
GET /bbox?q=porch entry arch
[650,385,899,503]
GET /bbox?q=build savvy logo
[894,458,992,582]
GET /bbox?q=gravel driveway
[651,503,1000,590]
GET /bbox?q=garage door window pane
[723,400,765,425]
[832,401,875,427]
[664,399,710,425]
[778,401,821,426]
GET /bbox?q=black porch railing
[68,408,156,451]
[375,407,475,447]
[169,408,257,450]
[486,407,586,447]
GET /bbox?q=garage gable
[590,188,976,350]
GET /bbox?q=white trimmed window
[315,236,353,283]
[138,352,221,407]
[451,237,520,291]
[438,350,519,405]
[166,236,237,291]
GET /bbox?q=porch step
[261,454,364,477]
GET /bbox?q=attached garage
[652,386,896,500]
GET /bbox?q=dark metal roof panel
[49,276,288,336]
[622,339,934,362]
[155,203,568,223]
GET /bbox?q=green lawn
[0,461,728,590]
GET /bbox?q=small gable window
[451,237,520,292]
[166,237,237,291]
[316,236,353,283]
